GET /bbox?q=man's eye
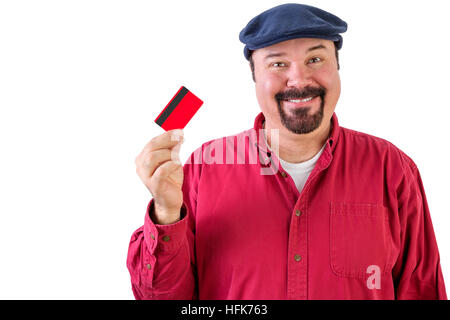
[308,57,322,64]
[272,62,286,67]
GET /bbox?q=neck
[263,117,331,163]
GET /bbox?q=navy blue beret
[239,3,348,60]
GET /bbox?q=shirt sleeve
[393,160,447,300]
[126,151,201,300]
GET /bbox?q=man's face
[252,38,341,134]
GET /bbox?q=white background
[0,0,449,299]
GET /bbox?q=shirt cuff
[143,199,188,255]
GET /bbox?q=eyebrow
[306,44,327,53]
[264,52,287,60]
[263,44,327,60]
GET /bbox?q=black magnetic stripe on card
[155,87,189,126]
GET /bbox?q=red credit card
[154,86,203,131]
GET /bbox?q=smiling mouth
[285,96,314,103]
[282,95,319,106]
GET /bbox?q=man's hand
[135,129,184,225]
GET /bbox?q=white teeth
[288,97,314,103]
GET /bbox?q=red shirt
[127,112,447,300]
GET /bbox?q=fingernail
[171,129,184,141]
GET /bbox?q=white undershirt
[263,124,326,193]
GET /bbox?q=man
[127,3,447,299]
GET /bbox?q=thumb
[171,141,182,162]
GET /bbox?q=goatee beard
[275,86,326,134]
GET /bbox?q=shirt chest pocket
[330,202,392,278]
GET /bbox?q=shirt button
[280,172,287,178]
[295,210,302,217]
[146,264,152,270]
[162,235,171,242]
[150,233,155,240]
[294,254,302,262]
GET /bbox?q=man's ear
[249,55,256,83]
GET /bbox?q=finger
[144,129,184,153]
[152,160,182,182]
[140,148,173,177]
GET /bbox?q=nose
[286,63,313,88]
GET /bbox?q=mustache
[275,86,326,101]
